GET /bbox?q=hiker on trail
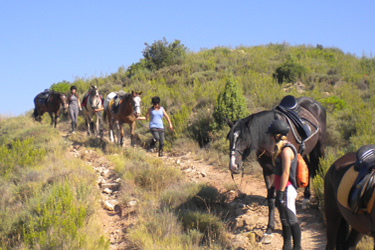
[68,85,81,133]
[137,96,173,157]
[266,119,302,250]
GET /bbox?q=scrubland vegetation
[2,39,375,249]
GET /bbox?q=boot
[282,224,292,250]
[149,139,156,153]
[291,223,302,250]
[159,147,164,157]
[71,122,75,133]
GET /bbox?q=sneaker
[158,149,164,157]
[148,148,154,153]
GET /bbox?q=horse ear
[138,91,142,95]
[226,118,234,128]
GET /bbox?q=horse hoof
[260,233,273,244]
[301,198,310,209]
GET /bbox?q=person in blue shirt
[137,96,173,156]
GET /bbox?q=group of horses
[33,89,142,146]
[33,89,375,249]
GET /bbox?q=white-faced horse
[82,86,103,137]
[103,91,142,146]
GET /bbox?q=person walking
[137,96,173,157]
[266,119,302,250]
[68,86,81,133]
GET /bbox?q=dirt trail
[60,122,327,250]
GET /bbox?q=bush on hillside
[142,38,187,71]
[274,61,306,84]
[50,80,71,93]
[212,75,247,130]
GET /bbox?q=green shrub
[212,75,248,130]
[274,60,307,84]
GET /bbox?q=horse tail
[32,107,38,119]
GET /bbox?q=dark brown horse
[33,91,69,128]
[103,91,142,146]
[227,96,326,242]
[324,147,375,250]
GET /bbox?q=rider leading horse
[227,96,326,242]
[33,91,68,128]
[103,90,142,147]
[82,86,103,136]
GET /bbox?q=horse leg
[109,120,114,142]
[129,122,135,147]
[344,228,363,250]
[48,112,54,127]
[257,157,276,243]
[120,123,125,147]
[325,181,343,249]
[115,121,121,145]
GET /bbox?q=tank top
[69,94,79,108]
[274,142,298,189]
[149,107,164,129]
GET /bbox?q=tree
[142,38,187,71]
[50,80,71,94]
[212,75,248,130]
[274,61,306,84]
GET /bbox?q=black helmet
[266,119,290,135]
[151,96,160,104]
[70,85,77,91]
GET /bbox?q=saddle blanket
[337,166,375,213]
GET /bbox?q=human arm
[279,147,294,191]
[137,108,151,120]
[162,108,173,131]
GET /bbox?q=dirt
[59,122,327,250]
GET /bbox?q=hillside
[2,42,375,249]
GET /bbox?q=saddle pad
[337,166,375,213]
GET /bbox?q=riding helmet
[70,86,77,91]
[152,96,160,104]
[266,119,290,135]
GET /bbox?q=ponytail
[272,134,287,166]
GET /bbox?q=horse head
[89,86,102,110]
[227,118,252,174]
[59,93,69,112]
[131,90,142,117]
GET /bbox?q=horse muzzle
[229,164,241,174]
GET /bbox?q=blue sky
[1,1,374,116]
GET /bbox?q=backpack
[296,154,309,187]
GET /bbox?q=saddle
[37,89,51,105]
[81,91,103,108]
[111,90,127,113]
[348,145,375,213]
[274,96,317,154]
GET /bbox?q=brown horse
[103,91,142,146]
[324,146,375,250]
[82,87,104,137]
[33,91,69,128]
[227,96,326,242]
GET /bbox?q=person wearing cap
[266,119,301,250]
[137,96,173,157]
[68,85,82,133]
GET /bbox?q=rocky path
[61,124,327,250]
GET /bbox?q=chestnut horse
[33,91,68,128]
[324,147,375,250]
[103,91,142,147]
[227,96,326,242]
[82,87,103,137]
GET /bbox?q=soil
[59,121,327,250]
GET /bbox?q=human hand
[169,125,173,131]
[276,190,285,206]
